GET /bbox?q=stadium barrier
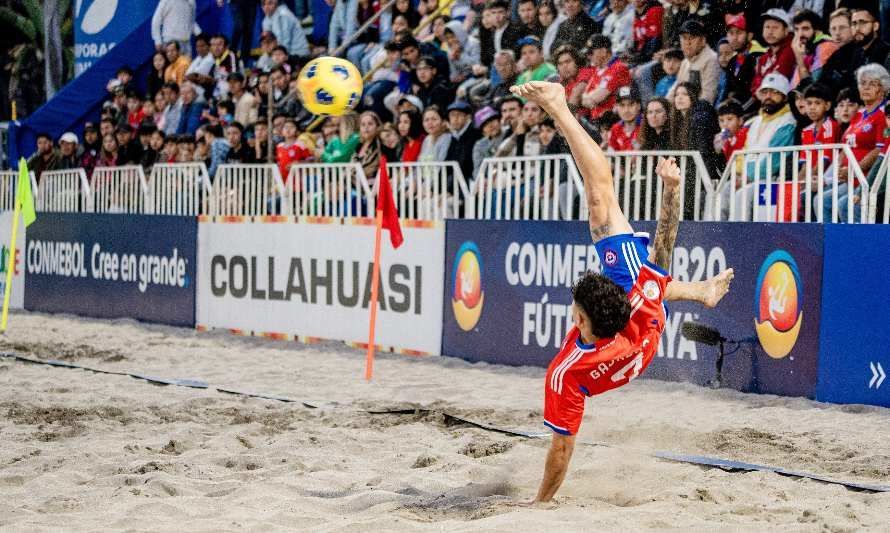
[36,168,92,212]
[473,154,585,221]
[212,164,286,216]
[607,151,714,221]
[91,165,148,214]
[0,211,25,309]
[713,144,870,223]
[148,163,213,216]
[0,170,38,211]
[867,152,889,224]
[388,161,472,220]
[285,162,375,218]
[10,210,890,407]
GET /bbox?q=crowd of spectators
[27,0,890,220]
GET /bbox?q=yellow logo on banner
[452,242,484,331]
[754,251,803,359]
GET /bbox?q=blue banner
[817,225,890,407]
[74,0,160,76]
[24,214,197,327]
[442,220,823,398]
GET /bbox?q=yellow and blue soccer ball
[297,57,363,116]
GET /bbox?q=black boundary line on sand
[3,351,889,493]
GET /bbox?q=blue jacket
[176,102,205,135]
[263,5,311,57]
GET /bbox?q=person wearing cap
[849,7,890,73]
[412,56,454,112]
[790,10,839,86]
[667,20,720,105]
[722,13,763,110]
[608,85,641,152]
[751,9,795,95]
[472,106,503,176]
[56,133,80,170]
[631,0,664,64]
[262,0,309,58]
[445,101,481,181]
[552,0,600,53]
[151,0,196,57]
[723,72,796,219]
[603,0,635,56]
[515,36,558,85]
[579,34,631,120]
[662,0,712,48]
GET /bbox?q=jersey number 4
[611,354,643,383]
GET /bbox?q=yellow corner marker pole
[1,159,36,333]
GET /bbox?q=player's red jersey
[608,121,640,152]
[543,264,671,435]
[799,118,840,166]
[722,126,748,162]
[842,104,887,163]
[276,140,313,183]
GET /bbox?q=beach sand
[1,312,888,531]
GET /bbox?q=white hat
[758,72,790,96]
[762,8,792,28]
[60,132,78,144]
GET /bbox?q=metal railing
[285,162,375,217]
[472,154,585,220]
[91,166,148,214]
[868,150,890,224]
[213,164,286,216]
[714,144,869,223]
[148,163,213,216]
[0,170,37,211]
[607,151,714,221]
[388,161,471,220]
[37,168,92,212]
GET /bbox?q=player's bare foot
[702,268,734,308]
[509,81,566,114]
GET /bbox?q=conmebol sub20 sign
[196,219,444,354]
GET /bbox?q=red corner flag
[377,156,403,249]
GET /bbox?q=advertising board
[0,212,26,310]
[197,219,444,354]
[442,220,823,398]
[25,214,197,326]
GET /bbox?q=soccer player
[509,81,734,503]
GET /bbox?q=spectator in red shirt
[631,0,664,64]
[397,109,425,162]
[798,83,839,170]
[608,85,641,152]
[276,118,313,182]
[579,34,631,121]
[553,46,589,109]
[713,99,747,168]
[751,9,795,95]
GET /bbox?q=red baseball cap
[725,13,746,31]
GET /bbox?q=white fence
[213,164,285,216]
[388,161,471,220]
[714,144,870,224]
[607,151,714,221]
[37,168,92,212]
[285,162,375,218]
[869,151,890,224]
[148,163,213,216]
[91,166,148,214]
[0,170,37,212]
[473,154,585,220]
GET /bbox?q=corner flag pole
[1,170,24,333]
[365,208,384,381]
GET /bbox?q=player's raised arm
[510,81,630,241]
[650,157,682,270]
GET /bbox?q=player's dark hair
[571,272,631,338]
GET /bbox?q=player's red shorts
[543,234,671,436]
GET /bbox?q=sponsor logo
[604,249,617,266]
[754,250,803,359]
[452,241,483,331]
[78,0,118,35]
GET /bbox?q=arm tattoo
[652,185,680,270]
[589,222,611,242]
